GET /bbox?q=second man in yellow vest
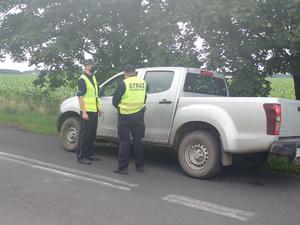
[112,65,148,175]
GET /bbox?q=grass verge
[0,107,57,135]
[265,156,300,175]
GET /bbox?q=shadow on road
[92,142,300,188]
[94,143,181,172]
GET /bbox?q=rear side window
[144,71,174,94]
[184,73,227,96]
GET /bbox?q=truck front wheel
[60,117,80,152]
[178,131,221,179]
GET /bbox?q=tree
[0,0,199,89]
[176,0,300,99]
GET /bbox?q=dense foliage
[1,0,299,98]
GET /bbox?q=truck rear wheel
[233,152,269,168]
[178,131,221,179]
[60,117,80,152]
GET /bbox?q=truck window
[101,75,124,97]
[144,71,174,94]
[184,73,227,96]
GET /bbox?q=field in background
[0,75,75,134]
[0,75,295,109]
[0,75,75,114]
[269,78,295,99]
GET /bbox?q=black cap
[84,59,96,66]
[123,64,136,73]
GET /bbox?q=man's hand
[78,96,88,120]
[82,111,89,120]
[98,111,103,117]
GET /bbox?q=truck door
[97,73,124,138]
[142,69,180,143]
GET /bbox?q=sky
[0,52,94,72]
[0,56,35,72]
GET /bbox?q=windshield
[184,73,228,96]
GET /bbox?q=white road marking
[0,156,130,191]
[161,194,255,222]
[0,151,139,191]
[0,151,138,188]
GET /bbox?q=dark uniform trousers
[118,109,145,169]
[76,111,98,160]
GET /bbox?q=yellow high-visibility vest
[78,74,101,112]
[119,76,146,115]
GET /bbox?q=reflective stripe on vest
[119,76,146,115]
[78,74,100,112]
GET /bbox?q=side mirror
[99,86,104,97]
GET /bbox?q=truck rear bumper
[270,139,300,164]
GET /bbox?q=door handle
[159,99,172,104]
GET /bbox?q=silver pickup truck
[57,67,300,178]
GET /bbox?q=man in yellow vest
[76,59,101,164]
[112,64,148,175]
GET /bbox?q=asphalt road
[0,126,300,225]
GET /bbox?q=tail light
[263,104,281,135]
[200,70,213,77]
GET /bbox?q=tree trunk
[293,74,300,100]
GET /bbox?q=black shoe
[113,168,128,175]
[136,167,144,173]
[87,155,101,161]
[77,158,92,165]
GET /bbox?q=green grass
[265,156,300,175]
[0,74,75,114]
[0,74,74,135]
[268,78,295,99]
[0,107,57,135]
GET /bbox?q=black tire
[60,117,80,152]
[178,131,222,179]
[233,152,269,168]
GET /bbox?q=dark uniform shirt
[112,77,149,110]
[77,72,99,97]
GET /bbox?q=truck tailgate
[279,99,300,137]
